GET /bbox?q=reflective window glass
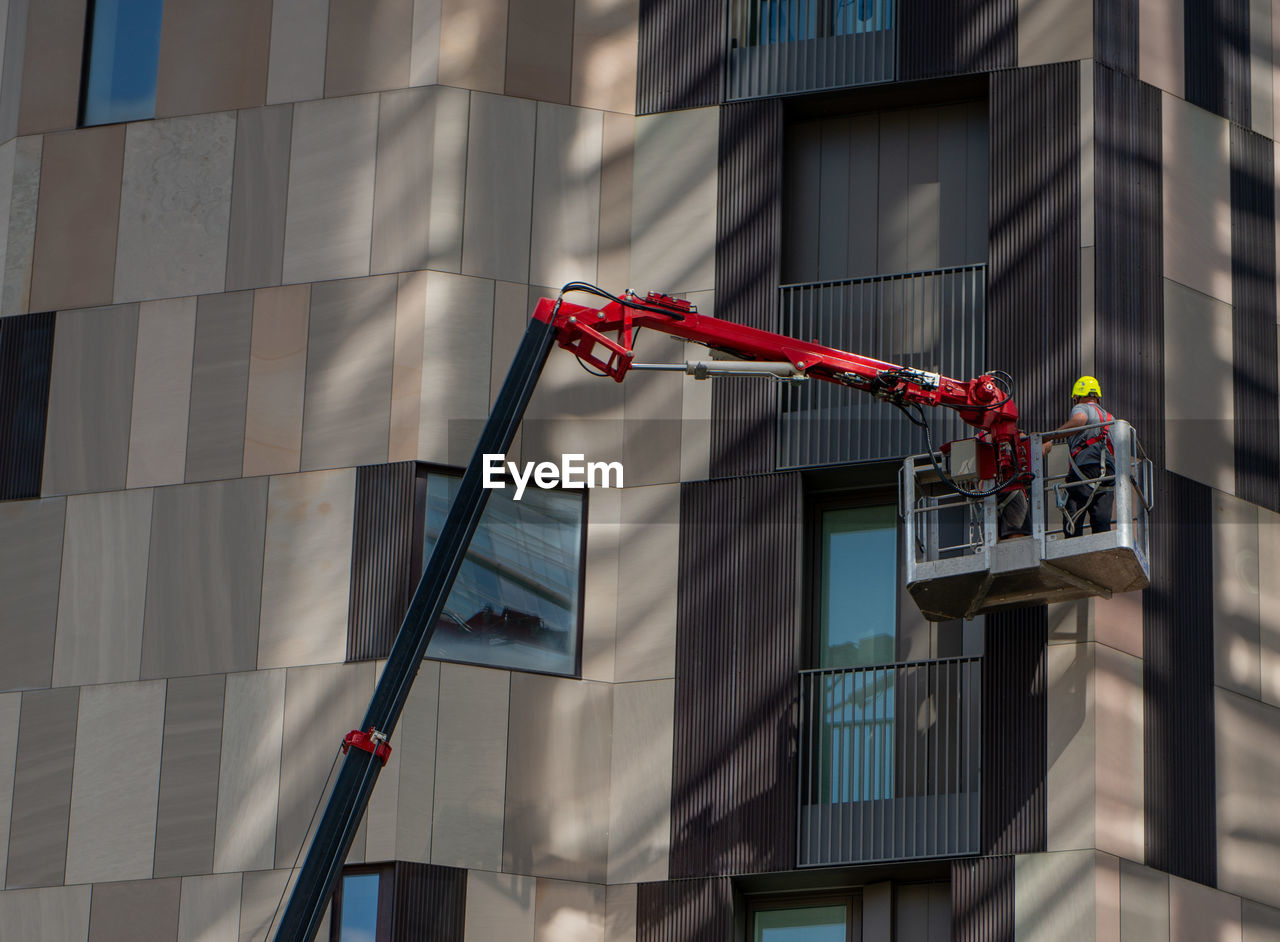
[753,904,848,941]
[422,472,583,675]
[337,872,380,942]
[819,505,896,667]
[82,0,164,126]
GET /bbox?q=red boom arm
[533,290,1030,485]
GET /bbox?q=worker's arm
[1041,408,1089,455]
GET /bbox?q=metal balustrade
[797,657,982,866]
[777,265,987,469]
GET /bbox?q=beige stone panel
[1015,850,1101,941]
[465,870,535,942]
[177,873,242,942]
[535,879,606,942]
[1095,645,1143,863]
[419,271,495,465]
[1094,592,1143,659]
[411,0,442,86]
[432,665,508,870]
[1170,875,1242,942]
[489,281,529,410]
[15,0,85,135]
[1140,0,1184,96]
[0,136,41,317]
[506,0,574,104]
[213,670,286,874]
[1251,0,1274,138]
[504,675,611,883]
[621,309,683,488]
[1047,643,1095,851]
[1120,859,1170,941]
[572,0,638,115]
[395,660,439,863]
[243,285,310,477]
[281,95,379,285]
[257,469,355,669]
[439,0,507,93]
[605,884,637,942]
[127,298,196,488]
[1097,853,1121,942]
[1244,901,1280,942]
[155,0,270,118]
[267,0,329,105]
[461,93,536,285]
[582,486,620,683]
[530,103,603,290]
[0,692,19,887]
[608,679,673,884]
[1163,96,1231,305]
[64,680,166,884]
[29,125,123,313]
[614,484,678,682]
[1216,688,1280,909]
[679,291,714,482]
[598,113,634,291]
[52,489,153,687]
[390,271,426,461]
[364,659,400,863]
[226,104,293,292]
[631,108,718,294]
[1017,0,1092,67]
[1214,492,1262,699]
[325,0,413,97]
[0,885,91,942]
[1164,279,1235,494]
[238,869,294,942]
[1260,506,1280,707]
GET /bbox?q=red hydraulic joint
[342,727,392,765]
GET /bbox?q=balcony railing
[777,264,986,469]
[797,657,981,866]
[726,0,896,99]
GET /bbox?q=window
[329,868,390,942]
[81,0,165,126]
[750,899,857,941]
[817,504,896,668]
[420,468,585,676]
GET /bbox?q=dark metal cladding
[952,856,1014,942]
[981,609,1046,855]
[670,473,801,877]
[1094,64,1164,466]
[1230,124,1280,511]
[1185,0,1251,126]
[988,63,1080,434]
[636,877,735,942]
[1094,0,1138,75]
[347,462,418,662]
[636,0,724,114]
[0,311,55,501]
[1143,469,1216,886]
[390,862,466,942]
[711,100,782,478]
[899,0,1015,81]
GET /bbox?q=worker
[1042,375,1116,537]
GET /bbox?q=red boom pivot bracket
[342,727,392,765]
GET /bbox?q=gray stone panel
[176,873,241,942]
[1,135,41,316]
[213,670,285,874]
[530,102,602,289]
[533,879,606,941]
[325,0,413,97]
[0,497,63,691]
[598,113,633,290]
[608,679,674,884]
[52,489,153,687]
[0,885,91,942]
[88,878,181,942]
[411,0,442,86]
[0,0,29,143]
[505,0,574,104]
[394,661,439,863]
[15,0,85,135]
[186,291,254,483]
[464,871,535,942]
[154,674,226,878]
[300,275,396,470]
[6,686,78,889]
[0,693,18,887]
[155,0,270,118]
[419,270,495,464]
[238,870,292,942]
[461,92,536,284]
[1163,95,1232,304]
[1216,688,1280,908]
[439,0,506,93]
[127,298,197,488]
[281,95,379,285]
[1244,900,1280,942]
[371,85,469,276]
[226,105,293,291]
[1120,859,1170,941]
[267,0,329,105]
[140,478,267,679]
[115,114,236,303]
[42,304,137,495]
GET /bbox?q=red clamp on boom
[343,727,392,765]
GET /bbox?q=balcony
[797,657,981,866]
[777,264,987,469]
[726,0,897,99]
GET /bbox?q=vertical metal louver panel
[981,608,1046,855]
[1094,64,1164,465]
[390,862,466,942]
[1143,469,1216,885]
[712,100,783,478]
[0,311,55,500]
[347,462,418,662]
[988,63,1080,434]
[1230,124,1280,511]
[898,0,1015,81]
[1094,0,1138,75]
[952,856,1014,942]
[636,878,735,942]
[671,473,801,877]
[1185,0,1250,126]
[776,266,987,468]
[724,0,896,100]
[637,0,723,114]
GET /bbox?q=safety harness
[1056,401,1115,535]
[1070,402,1114,460]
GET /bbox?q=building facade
[0,0,1278,939]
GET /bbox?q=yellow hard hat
[1072,375,1102,398]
